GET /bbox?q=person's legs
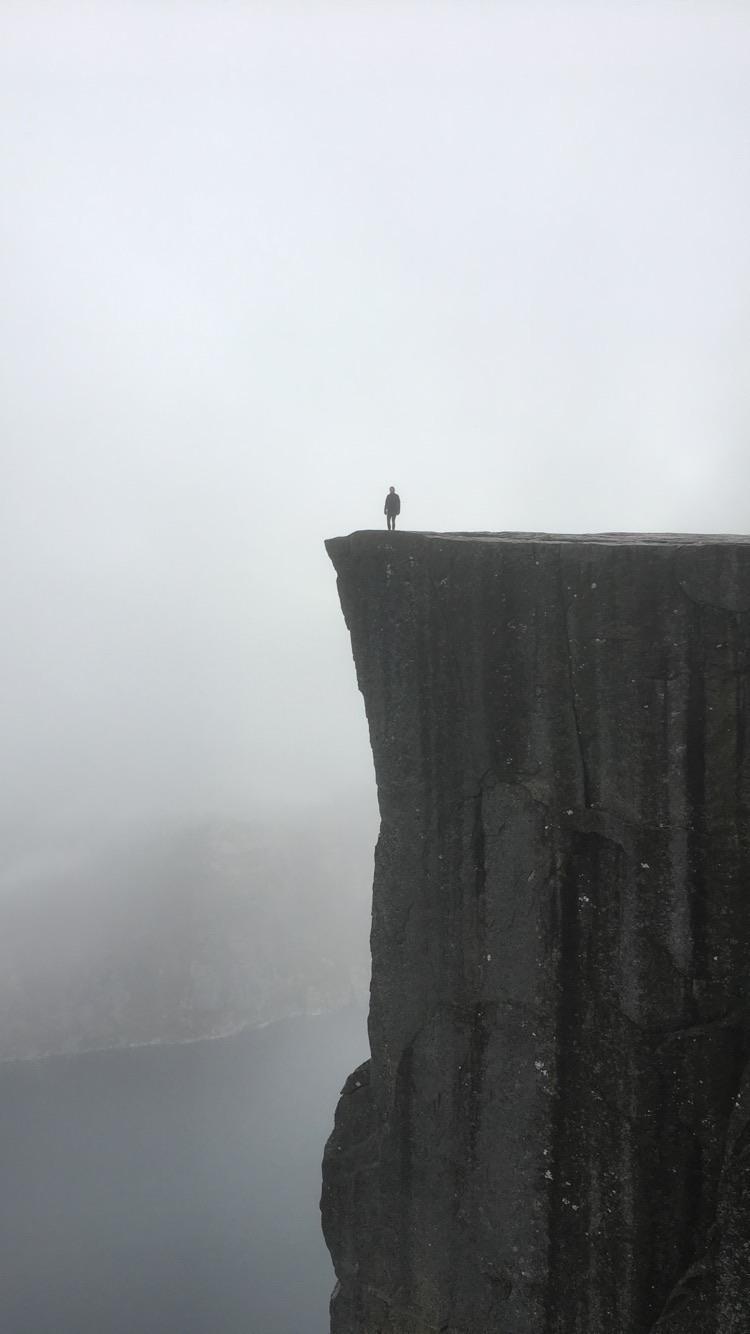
[387,514,394,530]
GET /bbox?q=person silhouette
[384,486,401,531]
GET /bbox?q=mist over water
[0,1009,368,1334]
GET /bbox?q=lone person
[384,486,401,531]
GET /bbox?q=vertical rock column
[322,531,750,1334]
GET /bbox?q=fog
[2,1,749,832]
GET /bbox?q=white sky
[2,1,749,827]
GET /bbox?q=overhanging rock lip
[326,529,750,554]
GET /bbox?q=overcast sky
[2,1,749,830]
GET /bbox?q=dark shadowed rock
[321,531,750,1334]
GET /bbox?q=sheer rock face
[321,531,750,1334]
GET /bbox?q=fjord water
[0,1006,367,1334]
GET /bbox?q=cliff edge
[321,531,750,1334]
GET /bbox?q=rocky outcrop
[321,531,750,1334]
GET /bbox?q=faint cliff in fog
[0,810,373,1061]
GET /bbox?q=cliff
[321,531,750,1334]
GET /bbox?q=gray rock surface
[321,531,750,1334]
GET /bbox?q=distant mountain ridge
[0,811,373,1061]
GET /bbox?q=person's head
[389,485,395,493]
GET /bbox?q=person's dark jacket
[384,491,401,516]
